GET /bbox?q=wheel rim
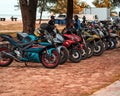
[110,41,114,47]
[94,45,101,53]
[81,49,86,56]
[60,49,67,58]
[0,58,11,65]
[42,51,59,67]
[59,48,68,64]
[103,42,106,49]
[88,47,92,54]
[71,51,80,59]
[0,48,12,65]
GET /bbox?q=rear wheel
[0,47,13,67]
[69,49,81,63]
[93,41,104,56]
[102,41,109,50]
[86,44,94,58]
[59,47,69,64]
[80,47,88,60]
[41,50,59,68]
[109,38,117,49]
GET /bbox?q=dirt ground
[0,48,120,96]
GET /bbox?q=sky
[0,0,96,15]
[0,0,119,17]
[0,0,21,15]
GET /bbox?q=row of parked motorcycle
[0,22,119,68]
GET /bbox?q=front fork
[44,48,56,59]
[56,46,69,54]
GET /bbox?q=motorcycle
[90,24,108,50]
[37,23,81,63]
[61,28,82,62]
[79,28,94,58]
[49,32,69,64]
[108,25,119,49]
[38,24,69,64]
[62,28,93,59]
[100,24,118,49]
[0,33,60,68]
[17,23,69,65]
[83,27,104,56]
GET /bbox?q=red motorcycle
[61,30,82,63]
[62,28,90,60]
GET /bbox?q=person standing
[48,15,55,26]
[73,15,82,35]
[82,16,86,24]
[48,15,59,34]
[73,15,82,30]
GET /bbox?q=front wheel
[102,40,109,50]
[93,41,104,56]
[59,47,69,64]
[41,50,59,68]
[80,47,88,60]
[0,47,13,67]
[69,49,81,63]
[86,44,94,58]
[109,38,117,49]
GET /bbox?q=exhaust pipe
[1,51,20,61]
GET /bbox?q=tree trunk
[66,0,73,28]
[39,0,46,24]
[19,0,38,33]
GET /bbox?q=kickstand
[25,62,28,67]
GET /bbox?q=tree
[19,0,38,33]
[47,0,89,27]
[66,0,73,27]
[49,0,89,14]
[19,0,82,33]
[38,0,74,27]
[92,0,112,8]
[74,1,90,13]
[37,0,58,24]
[111,0,120,6]
[93,0,120,8]
[38,0,46,24]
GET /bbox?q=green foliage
[45,0,90,14]
[111,0,120,7]
[37,0,57,12]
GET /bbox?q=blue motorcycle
[0,34,60,68]
[17,23,69,65]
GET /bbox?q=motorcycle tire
[80,47,88,60]
[106,40,112,50]
[86,44,94,58]
[0,47,13,67]
[109,38,117,49]
[41,50,60,68]
[93,41,104,56]
[102,41,109,50]
[59,47,69,64]
[69,49,81,63]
